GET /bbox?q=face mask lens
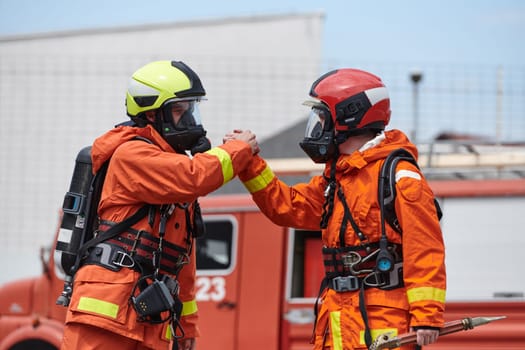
[172,101,191,116]
[167,100,202,129]
[188,101,202,125]
[305,108,327,139]
[300,105,336,163]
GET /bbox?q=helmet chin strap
[151,109,165,134]
[335,132,350,145]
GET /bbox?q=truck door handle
[284,308,315,324]
[217,300,236,309]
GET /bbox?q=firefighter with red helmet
[60,60,258,350]
[230,68,446,349]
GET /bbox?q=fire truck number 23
[196,277,226,301]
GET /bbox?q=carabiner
[348,248,379,275]
[113,251,135,268]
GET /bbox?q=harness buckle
[363,262,404,290]
[330,275,360,292]
[113,250,135,268]
[362,271,387,288]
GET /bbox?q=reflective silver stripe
[364,86,389,104]
[395,169,421,183]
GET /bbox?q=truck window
[196,216,236,274]
[288,229,324,299]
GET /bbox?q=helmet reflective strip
[395,169,421,183]
[127,78,160,97]
[205,147,234,184]
[77,296,119,319]
[364,87,389,105]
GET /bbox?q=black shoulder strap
[379,149,419,234]
[379,148,442,234]
[337,186,368,245]
[70,136,154,274]
[81,136,154,245]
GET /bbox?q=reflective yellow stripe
[206,147,234,184]
[163,301,197,340]
[165,324,172,340]
[181,299,198,316]
[77,296,119,319]
[330,311,342,350]
[407,286,446,304]
[360,328,398,345]
[242,165,275,193]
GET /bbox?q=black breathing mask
[299,106,337,163]
[158,99,211,154]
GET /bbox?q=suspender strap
[337,186,368,244]
[359,284,373,348]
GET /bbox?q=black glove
[190,136,211,155]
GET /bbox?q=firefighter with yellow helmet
[60,60,258,350]
[231,68,446,349]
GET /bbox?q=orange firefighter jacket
[64,124,253,349]
[239,129,446,349]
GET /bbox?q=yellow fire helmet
[126,60,206,118]
[126,60,210,154]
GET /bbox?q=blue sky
[1,0,524,66]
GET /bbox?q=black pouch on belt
[131,275,180,322]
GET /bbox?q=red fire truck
[1,148,525,349]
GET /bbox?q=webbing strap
[72,204,151,274]
[359,284,373,348]
[337,186,367,244]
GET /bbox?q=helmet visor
[164,98,203,129]
[304,107,330,140]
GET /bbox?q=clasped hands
[223,129,259,155]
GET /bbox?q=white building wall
[0,12,324,284]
